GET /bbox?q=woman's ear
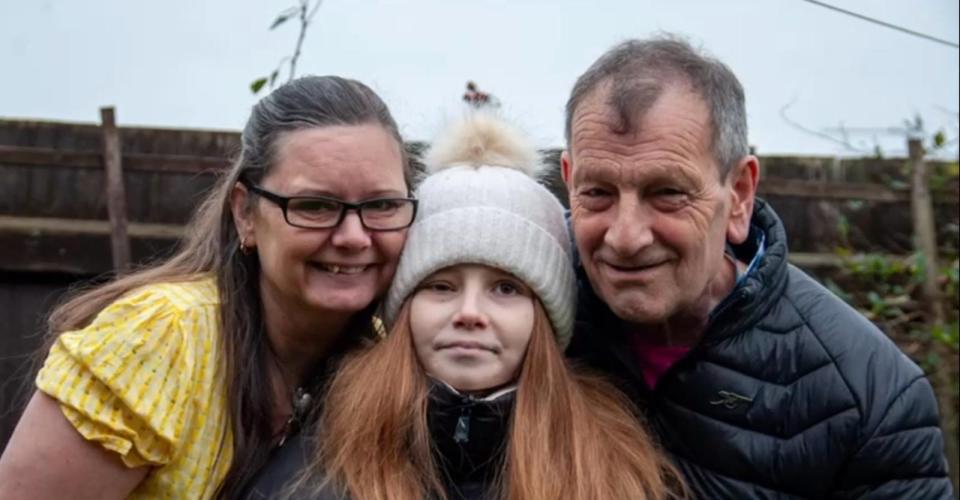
[230,182,257,249]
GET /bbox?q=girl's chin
[436,370,508,394]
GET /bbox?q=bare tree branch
[779,97,871,154]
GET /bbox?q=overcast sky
[2,0,958,158]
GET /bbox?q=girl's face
[409,264,535,393]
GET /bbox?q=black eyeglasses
[241,179,417,231]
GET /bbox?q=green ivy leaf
[270,14,292,29]
[933,130,946,148]
[250,77,269,94]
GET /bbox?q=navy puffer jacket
[567,199,952,499]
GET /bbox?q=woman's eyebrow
[285,188,408,198]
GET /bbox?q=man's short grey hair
[564,35,748,178]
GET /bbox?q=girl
[255,113,684,500]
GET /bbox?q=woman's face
[234,124,409,322]
[409,264,535,393]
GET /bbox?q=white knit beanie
[384,113,576,347]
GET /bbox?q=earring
[239,236,253,255]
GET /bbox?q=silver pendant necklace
[277,386,313,447]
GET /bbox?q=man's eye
[576,187,615,211]
[651,188,689,210]
[657,188,686,197]
[654,187,687,200]
[579,188,611,198]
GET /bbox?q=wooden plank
[908,138,959,491]
[100,107,131,271]
[759,177,903,202]
[788,252,910,268]
[0,145,229,174]
[3,143,958,203]
[0,215,184,239]
[0,277,76,453]
[0,146,100,168]
[908,138,944,320]
[0,230,179,275]
[0,216,902,272]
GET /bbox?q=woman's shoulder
[34,274,228,472]
[48,274,219,351]
[120,275,220,314]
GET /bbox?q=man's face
[562,83,753,325]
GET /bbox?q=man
[562,36,952,499]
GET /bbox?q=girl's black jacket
[243,381,515,500]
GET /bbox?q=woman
[0,76,415,499]
[251,113,684,500]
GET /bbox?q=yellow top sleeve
[37,280,216,468]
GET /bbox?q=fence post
[909,137,959,493]
[100,107,131,271]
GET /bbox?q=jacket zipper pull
[454,404,473,444]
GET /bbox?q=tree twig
[288,0,324,82]
[779,97,871,154]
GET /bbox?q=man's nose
[603,197,654,256]
[330,211,372,251]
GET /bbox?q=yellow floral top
[36,277,232,499]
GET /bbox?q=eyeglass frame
[239,177,418,231]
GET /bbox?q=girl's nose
[452,287,489,330]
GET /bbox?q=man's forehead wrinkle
[575,122,706,166]
[572,155,622,184]
[572,148,703,189]
[570,100,618,148]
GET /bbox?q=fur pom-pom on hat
[386,112,576,347]
[423,112,547,179]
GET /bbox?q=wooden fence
[1,117,958,452]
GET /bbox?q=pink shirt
[628,333,692,390]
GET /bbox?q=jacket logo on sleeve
[709,390,754,410]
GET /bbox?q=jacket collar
[427,380,515,491]
[704,198,789,344]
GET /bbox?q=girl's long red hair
[292,300,685,500]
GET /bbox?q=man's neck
[628,254,747,347]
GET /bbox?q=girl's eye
[420,281,454,293]
[493,281,526,296]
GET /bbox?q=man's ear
[230,182,257,248]
[725,155,759,245]
[561,150,573,190]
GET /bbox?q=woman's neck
[260,286,359,440]
[259,287,353,384]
